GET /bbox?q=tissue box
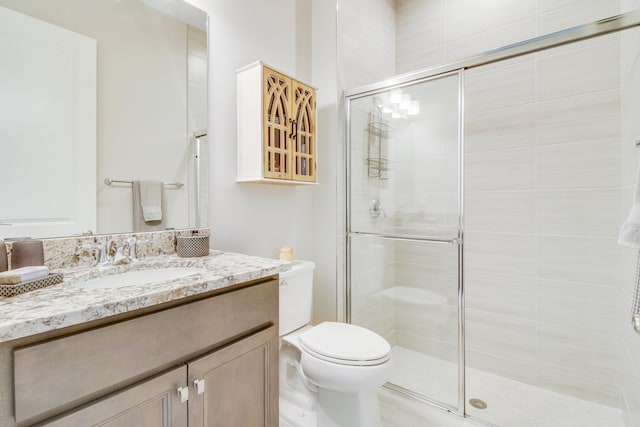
[176,235,209,257]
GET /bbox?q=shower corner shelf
[367,121,392,138]
[366,157,391,179]
[366,114,392,180]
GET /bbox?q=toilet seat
[298,322,391,366]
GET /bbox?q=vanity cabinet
[237,61,317,184]
[10,278,278,427]
[38,366,188,426]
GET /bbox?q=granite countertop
[0,251,290,343]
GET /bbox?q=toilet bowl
[279,261,392,427]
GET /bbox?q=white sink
[75,267,206,289]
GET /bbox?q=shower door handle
[369,199,385,218]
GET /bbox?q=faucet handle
[83,242,110,267]
[125,237,139,262]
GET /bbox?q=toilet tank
[279,260,315,336]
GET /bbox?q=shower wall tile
[394,262,450,297]
[394,240,453,268]
[338,0,395,88]
[446,0,536,42]
[465,191,535,233]
[351,296,395,340]
[465,104,536,153]
[536,188,622,237]
[465,60,535,113]
[466,148,535,192]
[536,0,585,13]
[464,270,537,320]
[537,335,623,402]
[536,38,620,101]
[537,279,626,334]
[535,139,621,190]
[536,0,620,36]
[395,0,445,59]
[536,365,623,408]
[395,48,446,75]
[621,327,640,427]
[465,309,538,365]
[535,90,620,146]
[537,236,624,285]
[411,154,458,192]
[395,303,457,340]
[464,232,536,276]
[394,191,458,225]
[624,317,640,381]
[395,330,458,364]
[620,245,638,302]
[350,236,395,275]
[466,349,538,385]
[446,19,536,64]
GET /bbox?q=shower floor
[387,346,625,427]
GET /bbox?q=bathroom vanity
[0,251,287,426]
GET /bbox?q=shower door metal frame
[344,68,466,416]
[343,8,640,422]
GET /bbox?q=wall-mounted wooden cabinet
[237,62,317,185]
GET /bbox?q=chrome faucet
[126,237,139,263]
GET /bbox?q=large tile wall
[465,35,626,407]
[390,0,635,415]
[395,0,621,74]
[620,4,640,424]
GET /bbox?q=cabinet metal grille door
[263,67,292,179]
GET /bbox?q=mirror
[0,0,208,239]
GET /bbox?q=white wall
[311,0,340,324]
[185,0,315,263]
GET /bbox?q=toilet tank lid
[280,260,315,278]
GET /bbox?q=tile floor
[386,346,625,427]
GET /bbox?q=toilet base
[316,389,382,427]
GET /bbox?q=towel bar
[103,178,184,189]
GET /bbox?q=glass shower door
[346,72,462,410]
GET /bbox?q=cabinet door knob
[194,378,206,395]
[177,386,189,403]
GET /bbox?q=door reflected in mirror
[0,0,208,239]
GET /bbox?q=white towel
[139,180,163,222]
[0,266,48,285]
[132,180,165,232]
[619,163,640,247]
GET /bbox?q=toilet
[279,260,392,427]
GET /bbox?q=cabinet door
[292,80,316,182]
[38,366,187,427]
[263,67,292,180]
[188,326,278,427]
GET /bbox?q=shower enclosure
[345,11,640,427]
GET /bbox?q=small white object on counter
[0,266,49,285]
